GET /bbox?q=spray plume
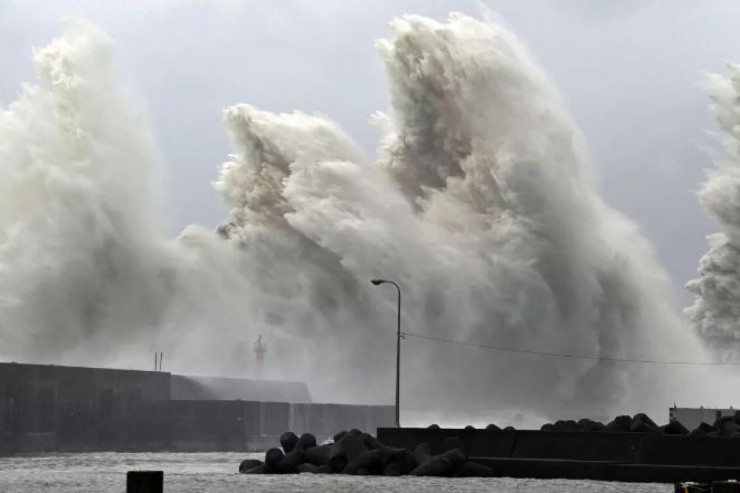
[687,64,740,360]
[0,14,724,422]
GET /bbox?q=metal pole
[394,282,401,429]
[371,279,402,428]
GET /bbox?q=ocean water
[0,452,673,492]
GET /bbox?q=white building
[669,406,737,430]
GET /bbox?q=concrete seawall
[0,362,171,452]
[0,362,393,453]
[377,427,740,483]
[169,400,394,451]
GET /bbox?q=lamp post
[371,278,401,428]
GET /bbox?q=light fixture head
[371,279,385,285]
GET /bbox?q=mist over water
[0,14,728,423]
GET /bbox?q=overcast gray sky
[2,0,738,306]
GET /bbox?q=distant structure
[253,335,267,377]
[670,405,736,429]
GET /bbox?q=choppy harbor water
[0,452,674,492]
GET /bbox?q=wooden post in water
[126,471,163,493]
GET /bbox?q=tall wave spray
[0,14,719,421]
[0,20,175,366]
[687,64,740,360]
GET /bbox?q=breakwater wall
[170,400,394,452]
[0,362,393,453]
[377,428,740,483]
[0,362,171,452]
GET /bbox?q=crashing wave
[0,14,716,419]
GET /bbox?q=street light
[371,278,401,428]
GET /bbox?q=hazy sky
[2,0,739,307]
